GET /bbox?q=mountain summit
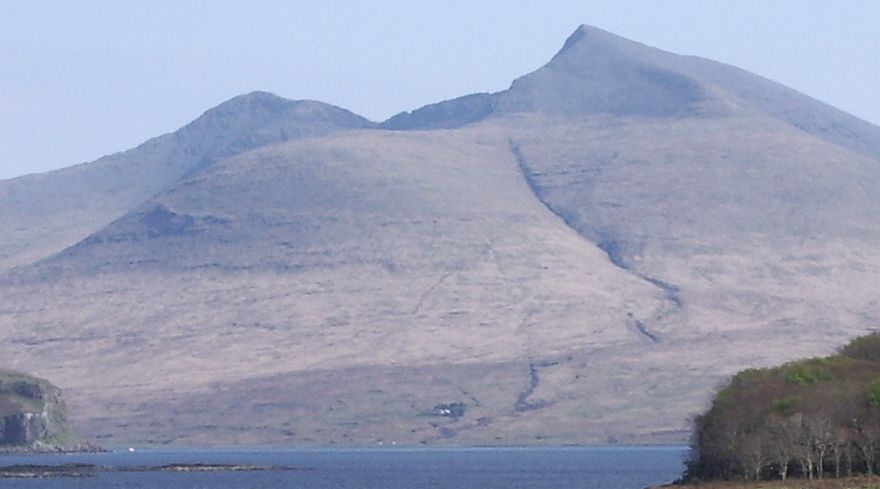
[180,91,374,157]
[496,24,707,117]
[385,25,880,160]
[2,26,880,446]
[382,24,711,128]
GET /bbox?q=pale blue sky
[2,0,879,179]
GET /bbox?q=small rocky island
[0,369,89,452]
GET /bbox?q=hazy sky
[2,0,879,180]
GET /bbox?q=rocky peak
[552,24,629,59]
[182,91,373,137]
[382,25,709,130]
[208,90,290,109]
[495,25,707,117]
[164,91,375,175]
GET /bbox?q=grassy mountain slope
[2,129,668,444]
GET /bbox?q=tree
[766,415,799,480]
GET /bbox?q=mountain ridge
[382,24,880,161]
[0,91,373,272]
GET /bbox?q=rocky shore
[0,462,310,478]
[0,370,85,452]
[0,441,105,454]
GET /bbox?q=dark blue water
[0,446,686,488]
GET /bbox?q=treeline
[686,333,880,482]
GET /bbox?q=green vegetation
[0,371,53,415]
[686,333,880,483]
[0,370,75,449]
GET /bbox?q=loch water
[0,445,687,489]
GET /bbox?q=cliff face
[1,413,48,445]
[0,371,70,449]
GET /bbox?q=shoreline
[0,463,310,479]
[0,442,687,454]
[0,443,106,455]
[650,476,880,489]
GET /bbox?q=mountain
[2,25,880,446]
[0,92,372,271]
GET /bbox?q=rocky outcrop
[430,402,467,418]
[0,371,74,450]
